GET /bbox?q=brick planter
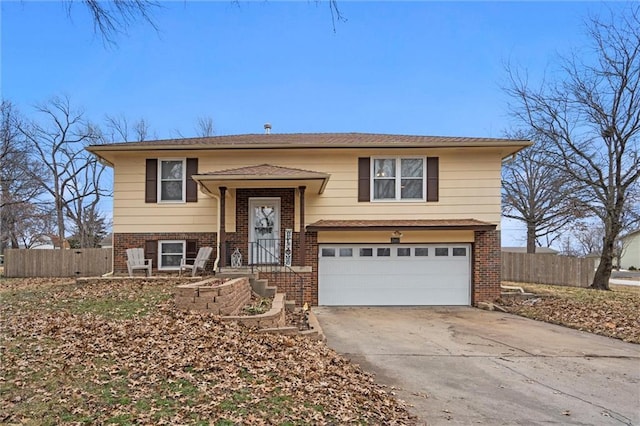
[174,277,324,339]
[175,277,251,315]
[222,293,286,329]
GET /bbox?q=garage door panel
[319,244,471,306]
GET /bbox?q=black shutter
[144,240,157,268]
[426,157,439,202]
[358,157,370,202]
[186,239,198,261]
[186,158,198,202]
[145,159,157,203]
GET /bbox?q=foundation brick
[114,232,216,274]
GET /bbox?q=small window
[321,248,336,257]
[159,159,186,202]
[159,240,185,270]
[397,247,411,257]
[360,248,373,257]
[415,248,429,256]
[339,248,353,257]
[453,247,467,257]
[435,247,449,257]
[377,248,391,257]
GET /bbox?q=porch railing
[224,239,307,306]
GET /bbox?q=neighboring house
[619,229,640,270]
[99,233,113,249]
[87,132,530,306]
[502,247,559,255]
[31,235,70,249]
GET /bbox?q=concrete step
[217,271,258,280]
[249,277,277,298]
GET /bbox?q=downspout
[199,184,222,272]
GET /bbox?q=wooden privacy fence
[502,252,595,287]
[4,248,112,278]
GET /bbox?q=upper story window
[372,157,425,201]
[145,158,198,204]
[159,159,186,202]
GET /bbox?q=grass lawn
[500,282,640,344]
[1,278,415,425]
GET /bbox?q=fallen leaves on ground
[500,282,640,344]
[1,278,416,425]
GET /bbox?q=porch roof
[306,219,496,231]
[193,164,330,195]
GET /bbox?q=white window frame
[158,240,185,270]
[371,157,426,202]
[158,159,186,203]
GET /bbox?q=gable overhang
[306,219,497,232]
[193,173,330,195]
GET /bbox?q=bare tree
[502,132,581,253]
[506,6,640,290]
[61,0,345,45]
[4,204,56,249]
[65,0,160,44]
[572,222,605,256]
[68,205,109,248]
[195,116,215,137]
[0,101,48,252]
[105,114,151,142]
[18,96,110,248]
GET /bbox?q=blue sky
[1,1,620,245]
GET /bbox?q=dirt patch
[500,282,640,344]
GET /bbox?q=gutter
[198,184,222,272]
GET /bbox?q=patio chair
[179,246,213,277]
[126,248,152,277]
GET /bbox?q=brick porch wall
[261,231,318,306]
[113,232,217,273]
[472,229,501,304]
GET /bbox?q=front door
[249,198,280,264]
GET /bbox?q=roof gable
[201,164,328,178]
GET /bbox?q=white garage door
[318,244,471,306]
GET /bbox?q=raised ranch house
[87,133,530,306]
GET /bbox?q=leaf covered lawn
[1,278,416,425]
[500,282,640,344]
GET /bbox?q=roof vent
[264,123,272,135]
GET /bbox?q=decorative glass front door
[249,198,280,264]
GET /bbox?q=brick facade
[114,186,499,307]
[472,229,501,304]
[114,232,217,273]
[225,188,297,266]
[223,188,317,306]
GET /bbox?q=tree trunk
[526,223,536,254]
[56,195,65,249]
[592,236,615,290]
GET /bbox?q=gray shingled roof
[88,132,531,150]
[200,164,329,178]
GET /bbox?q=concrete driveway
[313,307,640,425]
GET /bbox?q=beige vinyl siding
[112,148,503,233]
[317,230,475,244]
[113,155,217,233]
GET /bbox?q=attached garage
[318,244,471,306]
